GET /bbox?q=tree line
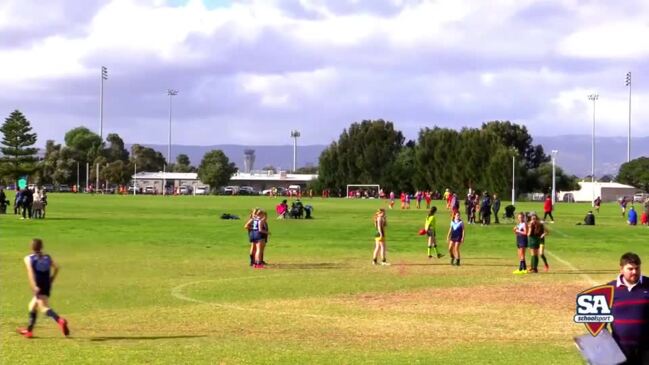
[1,110,647,195]
[313,119,582,197]
[0,110,236,190]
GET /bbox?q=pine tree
[0,110,39,186]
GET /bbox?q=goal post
[346,184,381,199]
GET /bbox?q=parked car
[58,184,71,192]
[221,186,238,195]
[42,184,54,192]
[144,186,155,194]
[633,192,649,203]
[195,186,209,195]
[261,187,286,196]
[6,184,16,190]
[178,185,192,195]
[239,186,256,195]
[127,186,142,194]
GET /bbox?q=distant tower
[244,149,255,173]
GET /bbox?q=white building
[131,170,317,192]
[558,181,639,203]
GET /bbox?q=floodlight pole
[588,93,598,207]
[626,72,632,162]
[551,150,558,205]
[99,66,107,140]
[166,89,178,197]
[291,130,300,172]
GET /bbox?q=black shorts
[426,229,436,238]
[37,282,51,297]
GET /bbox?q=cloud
[1,0,648,149]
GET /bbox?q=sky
[2,0,649,147]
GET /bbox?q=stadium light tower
[291,130,300,172]
[551,150,558,205]
[588,93,599,207]
[99,66,108,140]
[625,72,632,162]
[167,89,179,165]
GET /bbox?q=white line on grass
[170,274,347,321]
[545,226,597,286]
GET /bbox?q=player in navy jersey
[17,239,69,338]
[446,212,464,266]
[245,208,260,266]
[512,213,528,274]
[245,208,267,268]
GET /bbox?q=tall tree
[317,120,405,191]
[0,110,39,186]
[171,153,194,172]
[414,127,513,196]
[104,133,129,162]
[64,127,103,163]
[617,157,649,192]
[130,144,166,172]
[197,150,237,193]
[481,121,549,169]
[528,162,579,194]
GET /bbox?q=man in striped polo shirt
[608,252,649,364]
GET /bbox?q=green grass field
[1,193,647,364]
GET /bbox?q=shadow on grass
[89,335,207,342]
[393,262,514,267]
[270,263,349,270]
[542,270,618,275]
[38,217,89,221]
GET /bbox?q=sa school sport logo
[574,285,615,336]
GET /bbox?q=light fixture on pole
[100,66,108,140]
[290,130,300,172]
[551,150,558,205]
[588,93,598,207]
[625,72,632,162]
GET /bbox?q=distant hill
[534,136,649,177]
[131,135,649,177]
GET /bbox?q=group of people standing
[13,186,47,219]
[513,212,550,274]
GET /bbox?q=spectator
[276,200,288,219]
[480,192,492,225]
[583,211,595,226]
[543,195,555,223]
[492,194,501,224]
[0,188,7,214]
[628,207,638,226]
[14,188,23,215]
[607,252,649,364]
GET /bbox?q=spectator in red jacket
[542,195,554,223]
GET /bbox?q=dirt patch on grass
[229,281,588,350]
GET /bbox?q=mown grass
[1,193,647,364]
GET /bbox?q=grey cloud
[1,0,107,49]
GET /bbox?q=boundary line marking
[546,226,597,286]
[170,273,347,320]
